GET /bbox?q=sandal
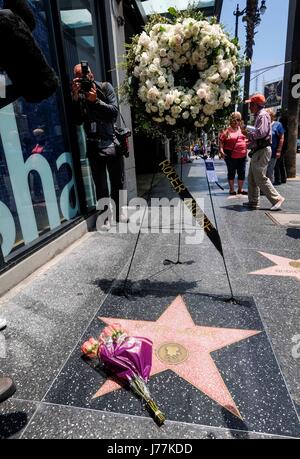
[229,191,237,195]
[238,190,248,195]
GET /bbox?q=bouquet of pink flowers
[81,323,165,426]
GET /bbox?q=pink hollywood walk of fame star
[250,252,300,281]
[93,295,261,418]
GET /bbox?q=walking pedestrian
[242,94,285,211]
[266,109,284,183]
[274,115,288,186]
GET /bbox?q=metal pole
[243,63,252,123]
[235,4,240,39]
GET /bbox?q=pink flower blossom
[81,337,99,359]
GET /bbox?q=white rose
[203,104,218,115]
[208,73,221,84]
[165,93,175,105]
[138,86,148,102]
[147,86,159,100]
[139,32,151,48]
[148,64,159,75]
[146,80,154,89]
[160,49,167,57]
[149,42,159,54]
[165,115,176,125]
[192,24,200,36]
[133,66,141,78]
[182,111,190,120]
[191,106,200,115]
[182,42,190,53]
[157,76,166,88]
[161,58,171,67]
[197,88,207,99]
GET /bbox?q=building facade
[0,0,139,295]
[0,0,223,295]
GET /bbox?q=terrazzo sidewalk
[0,157,299,439]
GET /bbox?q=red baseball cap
[245,94,266,105]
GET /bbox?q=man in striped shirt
[242,94,285,211]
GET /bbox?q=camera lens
[80,78,92,93]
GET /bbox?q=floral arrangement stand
[121,7,242,141]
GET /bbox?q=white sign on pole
[205,159,218,183]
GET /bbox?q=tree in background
[242,0,263,123]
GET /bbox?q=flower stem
[130,376,166,426]
[146,399,166,427]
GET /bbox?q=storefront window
[0,0,80,263]
[59,0,101,210]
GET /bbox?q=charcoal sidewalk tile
[21,403,291,439]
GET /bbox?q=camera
[79,61,93,93]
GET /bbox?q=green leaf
[159,25,167,32]
[168,7,178,17]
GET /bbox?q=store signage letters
[0,104,79,258]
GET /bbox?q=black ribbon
[159,160,224,258]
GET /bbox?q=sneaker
[0,377,16,403]
[0,317,7,331]
[243,202,260,210]
[270,197,285,211]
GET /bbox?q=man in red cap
[242,94,285,211]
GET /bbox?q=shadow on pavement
[221,406,250,439]
[220,205,271,212]
[0,412,28,439]
[92,278,200,298]
[286,228,300,239]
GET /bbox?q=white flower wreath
[127,16,240,135]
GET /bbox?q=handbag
[86,138,116,157]
[114,113,131,158]
[96,85,132,158]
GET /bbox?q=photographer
[72,62,127,226]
